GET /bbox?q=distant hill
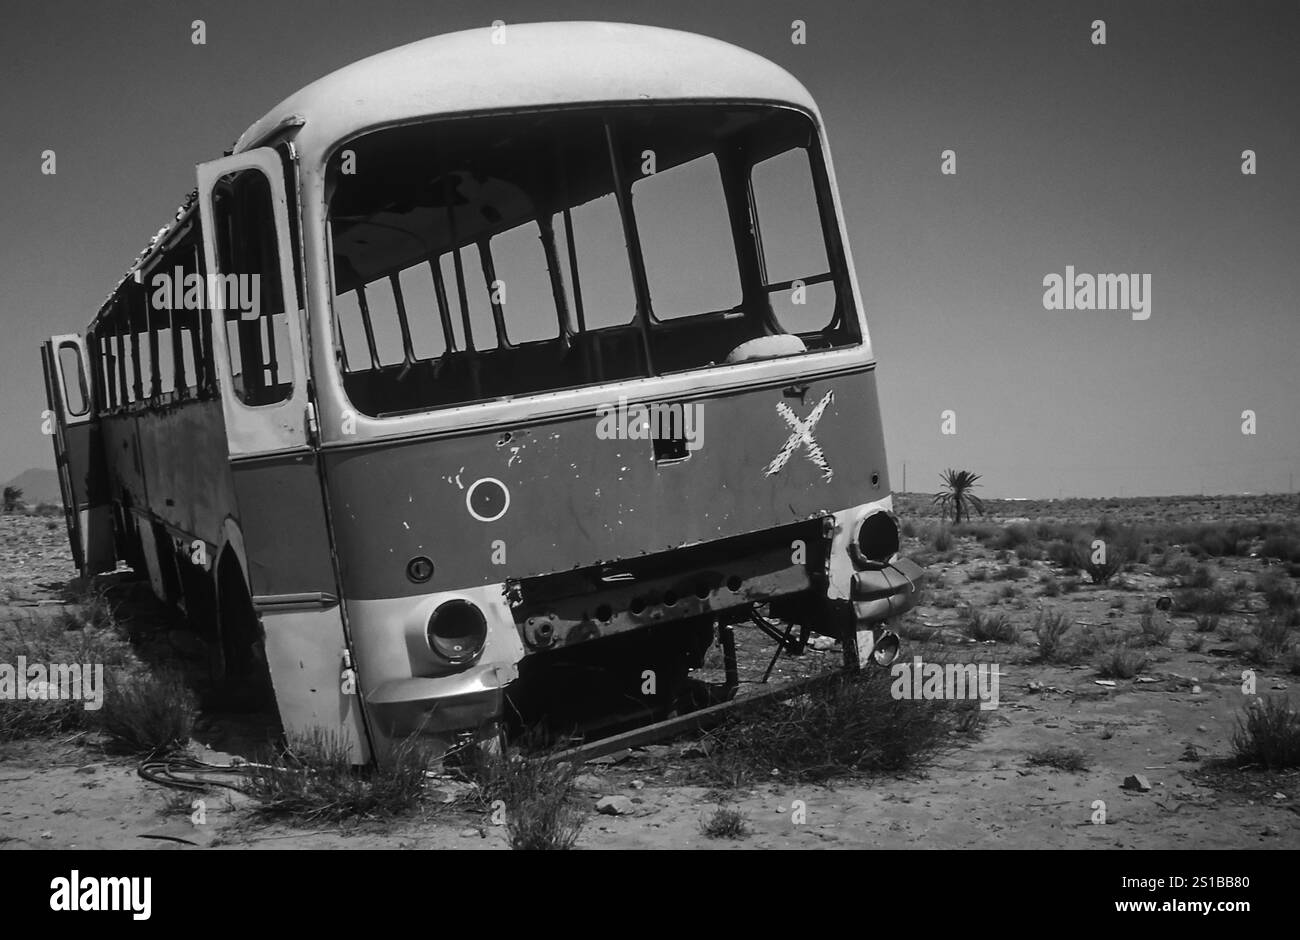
[2,468,61,507]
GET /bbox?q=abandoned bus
[41,22,923,763]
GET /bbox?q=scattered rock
[1122,774,1152,792]
[596,795,634,816]
[808,635,838,651]
[73,765,98,775]
[1191,685,1202,694]
[680,741,713,759]
[1197,725,1209,733]
[1262,826,1280,837]
[1155,596,1173,611]
[572,774,605,792]
[1095,680,1117,687]
[630,779,644,790]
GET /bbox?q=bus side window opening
[213,169,294,407]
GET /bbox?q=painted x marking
[763,390,835,482]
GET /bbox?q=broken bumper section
[850,556,925,623]
[357,529,926,743]
[366,662,517,738]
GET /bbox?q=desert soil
[2,496,1298,850]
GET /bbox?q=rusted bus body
[41,22,923,764]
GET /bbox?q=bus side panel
[230,456,335,597]
[99,414,147,516]
[323,366,890,601]
[231,457,369,762]
[56,420,112,572]
[134,400,236,549]
[100,400,236,599]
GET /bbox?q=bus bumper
[366,662,517,737]
[850,556,925,623]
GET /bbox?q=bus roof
[234,21,819,158]
[100,23,818,319]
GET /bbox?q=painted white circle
[465,477,511,522]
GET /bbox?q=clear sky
[1,0,1296,498]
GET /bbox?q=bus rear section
[317,101,925,751]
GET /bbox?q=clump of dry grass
[1258,570,1297,613]
[0,585,165,744]
[700,804,749,840]
[244,729,438,826]
[1139,609,1173,647]
[1242,615,1294,666]
[1033,608,1073,663]
[1181,565,1217,590]
[1083,547,1125,585]
[1175,589,1233,615]
[1027,745,1090,772]
[1095,641,1148,679]
[98,668,196,754]
[966,609,1018,643]
[696,670,979,787]
[932,527,954,552]
[1232,697,1300,770]
[474,745,587,850]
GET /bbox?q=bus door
[196,147,372,762]
[40,334,115,576]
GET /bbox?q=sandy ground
[2,499,1299,850]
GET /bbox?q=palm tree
[932,469,985,524]
[2,486,22,513]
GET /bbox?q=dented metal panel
[323,367,889,601]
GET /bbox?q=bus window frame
[196,145,312,456]
[319,101,862,422]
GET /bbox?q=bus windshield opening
[326,104,858,417]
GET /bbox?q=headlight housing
[426,599,488,665]
[851,510,900,567]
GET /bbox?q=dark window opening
[632,153,742,321]
[91,216,218,416]
[750,146,837,339]
[56,343,88,417]
[212,169,293,406]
